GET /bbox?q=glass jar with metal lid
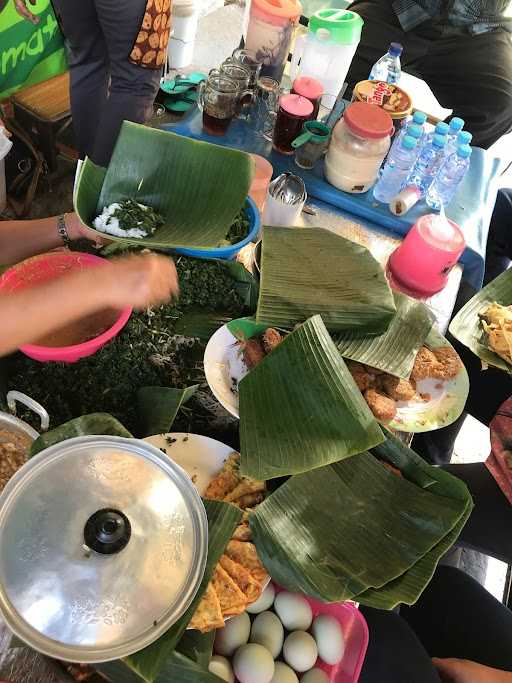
[0,435,208,663]
[325,100,393,193]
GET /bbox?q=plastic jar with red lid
[273,94,314,155]
[291,76,324,119]
[325,101,394,193]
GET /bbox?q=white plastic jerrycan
[290,9,363,108]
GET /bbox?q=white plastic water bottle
[426,144,472,210]
[407,133,447,196]
[445,130,472,159]
[373,135,418,203]
[389,122,423,158]
[369,43,403,84]
[444,117,464,150]
[420,121,449,151]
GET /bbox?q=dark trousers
[51,0,162,166]
[360,566,512,682]
[346,0,512,149]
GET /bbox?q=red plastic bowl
[273,585,369,683]
[0,251,132,363]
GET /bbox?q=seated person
[0,211,179,357]
[346,0,512,148]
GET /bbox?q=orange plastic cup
[249,154,273,213]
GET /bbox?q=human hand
[103,253,179,310]
[65,212,108,245]
[13,0,39,23]
[433,658,512,683]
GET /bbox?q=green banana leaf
[335,291,435,379]
[174,310,242,342]
[75,122,254,249]
[30,412,132,456]
[221,260,259,312]
[176,630,216,670]
[137,385,198,437]
[239,315,384,480]
[124,500,241,682]
[256,227,396,334]
[96,650,223,683]
[449,269,512,372]
[354,433,473,609]
[227,316,270,340]
[251,446,468,603]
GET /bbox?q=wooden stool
[11,72,72,172]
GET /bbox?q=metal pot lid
[0,435,208,663]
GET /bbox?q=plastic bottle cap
[389,42,403,57]
[406,123,423,139]
[292,76,324,101]
[412,111,427,125]
[309,9,364,45]
[449,117,464,132]
[435,122,449,136]
[343,101,394,139]
[457,144,472,158]
[251,0,302,21]
[402,135,417,150]
[458,131,473,145]
[280,94,314,117]
[433,134,446,148]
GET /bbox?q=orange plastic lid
[251,0,302,21]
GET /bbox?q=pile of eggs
[208,584,345,683]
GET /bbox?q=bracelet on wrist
[57,214,71,246]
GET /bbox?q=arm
[0,213,101,267]
[0,253,179,357]
[434,658,512,683]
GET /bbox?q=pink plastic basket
[0,250,132,363]
[273,585,369,683]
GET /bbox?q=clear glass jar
[324,101,393,193]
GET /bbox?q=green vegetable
[101,199,165,236]
[7,256,247,435]
[218,202,251,246]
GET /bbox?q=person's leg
[415,29,512,149]
[51,0,109,160]
[442,463,512,563]
[359,607,442,683]
[485,188,512,285]
[345,0,427,92]
[91,0,163,166]
[402,565,512,670]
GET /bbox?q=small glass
[252,76,280,141]
[293,121,330,170]
[218,63,253,117]
[230,48,263,88]
[197,73,239,136]
[273,94,314,155]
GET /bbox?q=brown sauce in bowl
[33,309,119,348]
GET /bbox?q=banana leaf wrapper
[334,291,435,379]
[239,315,385,480]
[251,437,471,605]
[449,269,512,372]
[255,226,396,334]
[75,122,254,249]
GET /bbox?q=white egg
[250,611,284,658]
[311,614,345,665]
[208,655,235,683]
[283,631,318,672]
[214,611,251,656]
[247,583,276,614]
[270,661,299,683]
[233,643,275,683]
[301,667,330,683]
[274,592,313,631]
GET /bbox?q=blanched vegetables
[94,199,164,238]
[480,302,512,365]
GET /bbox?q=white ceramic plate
[144,432,235,495]
[204,325,469,433]
[204,325,247,419]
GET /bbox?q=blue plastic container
[172,196,260,260]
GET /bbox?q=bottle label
[367,81,391,106]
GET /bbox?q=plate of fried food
[347,327,469,432]
[145,434,269,633]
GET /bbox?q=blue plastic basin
[172,196,260,260]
